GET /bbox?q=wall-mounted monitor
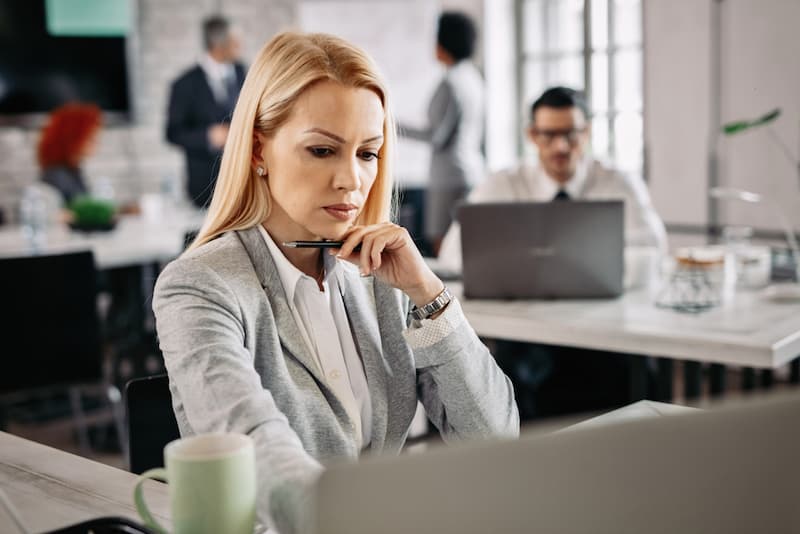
[0,0,133,126]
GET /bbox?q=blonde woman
[153,31,518,533]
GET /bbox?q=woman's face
[255,80,385,241]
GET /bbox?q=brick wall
[0,0,296,221]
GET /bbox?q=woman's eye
[308,147,334,157]
[359,151,379,161]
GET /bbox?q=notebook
[457,200,624,298]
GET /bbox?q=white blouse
[258,226,372,449]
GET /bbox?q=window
[516,0,643,176]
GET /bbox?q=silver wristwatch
[410,286,453,321]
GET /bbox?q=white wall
[644,0,800,233]
[718,0,800,233]
[643,0,713,228]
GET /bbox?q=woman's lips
[323,205,358,221]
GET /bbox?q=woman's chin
[311,223,352,241]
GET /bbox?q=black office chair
[0,250,127,455]
[125,373,180,474]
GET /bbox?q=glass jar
[721,226,771,289]
[655,246,735,312]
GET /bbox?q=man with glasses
[437,86,666,420]
[438,86,666,270]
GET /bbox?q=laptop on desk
[311,391,800,534]
[457,200,624,299]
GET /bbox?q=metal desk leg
[742,367,756,391]
[760,369,774,389]
[683,361,702,400]
[709,363,726,397]
[629,355,649,401]
[656,358,674,402]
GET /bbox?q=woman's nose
[333,156,362,191]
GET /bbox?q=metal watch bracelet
[410,286,453,321]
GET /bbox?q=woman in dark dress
[37,102,101,204]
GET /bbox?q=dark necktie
[553,189,570,201]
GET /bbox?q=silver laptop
[457,201,624,299]
[311,391,800,534]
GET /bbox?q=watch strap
[410,286,452,321]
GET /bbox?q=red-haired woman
[38,102,102,204]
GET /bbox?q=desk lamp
[710,187,800,299]
[715,108,800,299]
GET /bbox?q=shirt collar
[199,53,234,82]
[257,225,340,302]
[534,153,590,200]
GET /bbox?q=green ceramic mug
[133,433,256,534]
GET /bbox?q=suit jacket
[165,63,246,208]
[153,226,518,533]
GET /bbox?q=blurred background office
[2,0,799,247]
[1,0,799,465]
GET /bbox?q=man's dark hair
[203,15,231,51]
[437,11,477,62]
[530,86,589,123]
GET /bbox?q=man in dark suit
[166,15,246,208]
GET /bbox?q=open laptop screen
[457,201,624,299]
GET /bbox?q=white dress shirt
[199,53,236,105]
[259,226,372,449]
[437,156,668,272]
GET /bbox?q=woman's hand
[333,222,444,308]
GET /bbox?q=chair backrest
[125,374,180,474]
[0,250,102,395]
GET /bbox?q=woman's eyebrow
[304,127,383,144]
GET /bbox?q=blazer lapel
[339,269,392,451]
[234,228,328,388]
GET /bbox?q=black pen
[283,240,361,251]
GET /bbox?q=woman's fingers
[336,226,369,259]
[335,223,409,275]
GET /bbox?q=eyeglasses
[530,127,587,145]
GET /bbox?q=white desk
[452,282,800,369]
[0,208,205,270]
[0,431,170,533]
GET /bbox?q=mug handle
[133,468,170,534]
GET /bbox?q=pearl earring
[256,166,265,176]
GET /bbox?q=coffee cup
[133,433,256,534]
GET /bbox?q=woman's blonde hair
[187,31,396,252]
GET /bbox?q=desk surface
[452,282,800,368]
[0,208,204,269]
[565,399,696,432]
[0,431,170,532]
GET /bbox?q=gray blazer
[153,226,518,533]
[403,61,486,237]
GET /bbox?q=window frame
[515,0,644,176]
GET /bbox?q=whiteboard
[298,0,444,188]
